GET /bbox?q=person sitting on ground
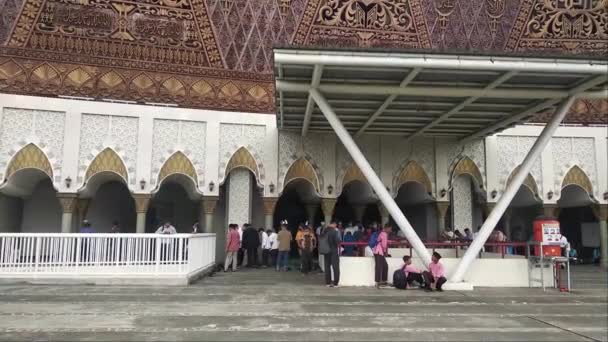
[422,252,447,292]
[299,225,316,274]
[402,255,424,288]
[454,230,464,240]
[440,229,454,242]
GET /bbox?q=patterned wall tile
[227,168,252,226]
[219,123,266,184]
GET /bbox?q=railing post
[155,237,161,275]
[34,237,41,273]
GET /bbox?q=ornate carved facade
[0,0,605,121]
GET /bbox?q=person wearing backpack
[373,224,391,288]
[319,222,341,287]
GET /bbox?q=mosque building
[0,0,606,267]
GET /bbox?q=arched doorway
[334,180,377,225]
[274,179,321,229]
[504,167,542,242]
[558,185,597,262]
[450,157,486,234]
[148,174,200,233]
[0,144,61,233]
[394,182,436,240]
[81,172,136,233]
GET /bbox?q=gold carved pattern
[341,163,367,188]
[202,196,219,214]
[158,151,198,185]
[56,193,78,213]
[395,161,432,193]
[434,0,456,32]
[5,143,53,180]
[132,194,151,213]
[506,0,607,54]
[293,0,431,48]
[452,157,484,188]
[592,204,608,221]
[506,165,539,195]
[561,165,593,194]
[85,148,128,182]
[262,197,278,216]
[225,147,259,179]
[0,54,273,113]
[321,198,337,217]
[283,158,320,193]
[436,201,450,219]
[485,0,506,36]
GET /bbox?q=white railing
[0,233,216,278]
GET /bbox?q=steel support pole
[450,96,576,283]
[310,89,432,266]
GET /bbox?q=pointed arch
[395,161,432,194]
[452,157,483,188]
[5,143,53,180]
[283,158,320,193]
[85,148,128,183]
[341,163,368,189]
[225,146,260,180]
[561,165,592,194]
[158,151,198,186]
[506,165,539,195]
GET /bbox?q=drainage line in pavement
[526,315,602,342]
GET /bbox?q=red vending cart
[533,218,562,257]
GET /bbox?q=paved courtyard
[0,265,606,341]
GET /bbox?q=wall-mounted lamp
[491,190,497,199]
[269,182,275,193]
[64,176,72,189]
[208,181,215,192]
[140,179,146,190]
[440,188,447,198]
[327,184,334,195]
[547,190,553,200]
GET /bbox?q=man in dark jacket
[319,222,341,287]
[242,224,260,268]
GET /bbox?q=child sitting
[402,256,424,288]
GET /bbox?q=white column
[450,96,576,283]
[311,89,432,265]
[321,198,336,224]
[57,194,77,233]
[227,169,252,226]
[201,196,218,233]
[594,205,608,270]
[263,198,277,230]
[133,194,151,234]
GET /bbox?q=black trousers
[301,250,313,274]
[246,248,258,267]
[262,249,270,266]
[323,252,340,285]
[422,271,447,290]
[406,272,424,286]
[374,254,388,283]
[270,249,278,266]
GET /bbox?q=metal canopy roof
[273,49,607,142]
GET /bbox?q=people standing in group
[260,228,271,268]
[299,225,317,274]
[224,224,240,272]
[342,231,355,256]
[242,224,260,268]
[422,252,447,292]
[268,228,278,267]
[319,222,341,287]
[277,221,292,271]
[373,224,391,288]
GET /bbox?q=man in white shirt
[260,228,270,267]
[155,222,177,261]
[268,228,279,267]
[155,222,176,234]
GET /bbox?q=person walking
[319,222,341,287]
[224,224,240,272]
[373,224,391,288]
[299,226,316,274]
[277,221,292,271]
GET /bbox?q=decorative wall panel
[0,0,604,122]
[391,137,435,194]
[278,131,326,192]
[336,136,380,190]
[79,114,137,185]
[551,136,597,195]
[0,107,64,182]
[447,140,485,187]
[452,175,473,231]
[497,135,542,194]
[219,123,265,185]
[227,168,252,226]
[151,119,206,187]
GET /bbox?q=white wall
[0,193,22,232]
[20,180,61,233]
